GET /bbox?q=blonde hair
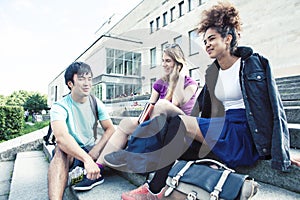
[161,43,186,82]
[162,44,187,101]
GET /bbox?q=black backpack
[43,95,99,145]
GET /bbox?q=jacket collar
[233,46,253,60]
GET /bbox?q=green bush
[0,106,24,140]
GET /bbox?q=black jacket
[195,46,290,171]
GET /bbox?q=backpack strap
[43,123,56,145]
[89,94,99,141]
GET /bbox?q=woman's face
[162,53,176,75]
[203,28,228,59]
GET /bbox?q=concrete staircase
[2,75,300,200]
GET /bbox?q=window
[163,12,168,26]
[150,78,156,93]
[179,1,184,17]
[189,29,199,55]
[170,7,175,22]
[174,35,182,47]
[106,48,114,74]
[156,17,160,30]
[199,0,208,5]
[132,53,141,75]
[92,84,102,100]
[190,68,201,84]
[106,48,141,76]
[150,48,156,68]
[188,0,197,11]
[161,42,168,58]
[150,20,154,33]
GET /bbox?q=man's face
[71,73,92,97]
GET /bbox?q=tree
[5,90,30,107]
[0,95,5,106]
[23,93,48,113]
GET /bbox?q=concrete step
[280,93,300,101]
[283,100,300,107]
[75,168,136,200]
[9,150,137,200]
[115,165,300,200]
[278,86,300,95]
[8,151,49,200]
[236,148,300,194]
[0,161,14,200]
[9,145,300,200]
[289,123,300,148]
[276,75,300,84]
[285,107,300,123]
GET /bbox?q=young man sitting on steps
[48,62,115,200]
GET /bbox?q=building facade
[48,0,300,106]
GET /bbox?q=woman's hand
[169,64,181,83]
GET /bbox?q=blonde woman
[92,44,198,169]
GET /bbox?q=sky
[0,0,142,96]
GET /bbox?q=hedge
[0,106,24,140]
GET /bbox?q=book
[138,102,155,124]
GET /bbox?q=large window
[150,47,156,68]
[106,48,141,76]
[189,29,199,55]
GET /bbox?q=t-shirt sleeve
[153,79,163,93]
[184,76,198,88]
[96,98,110,121]
[50,103,67,122]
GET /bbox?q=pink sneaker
[121,183,165,200]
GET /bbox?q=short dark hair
[64,62,93,89]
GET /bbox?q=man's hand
[84,159,101,180]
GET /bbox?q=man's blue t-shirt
[50,94,110,147]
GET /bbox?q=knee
[152,99,170,115]
[51,147,68,163]
[118,118,138,133]
[155,99,170,110]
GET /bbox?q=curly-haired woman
[121,1,300,199]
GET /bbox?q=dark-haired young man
[48,62,115,200]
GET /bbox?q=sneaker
[73,175,104,191]
[121,183,165,200]
[104,150,128,168]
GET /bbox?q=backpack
[43,95,99,145]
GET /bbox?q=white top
[215,58,245,111]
